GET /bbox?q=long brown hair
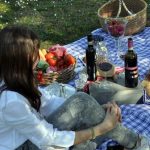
[0,26,41,111]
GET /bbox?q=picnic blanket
[64,27,150,150]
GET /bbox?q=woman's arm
[74,102,120,145]
[3,100,75,149]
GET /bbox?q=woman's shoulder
[0,90,29,106]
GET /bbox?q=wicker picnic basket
[98,0,147,35]
[54,65,76,83]
[35,64,76,86]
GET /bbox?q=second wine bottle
[125,38,138,88]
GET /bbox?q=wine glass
[75,71,88,91]
[105,17,128,66]
[98,62,114,87]
[117,37,128,66]
[95,37,108,65]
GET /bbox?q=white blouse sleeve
[2,100,75,149]
[40,94,65,118]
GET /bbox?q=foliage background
[0,0,150,48]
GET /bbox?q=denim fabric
[16,92,139,150]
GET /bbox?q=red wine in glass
[98,62,113,72]
[107,20,125,38]
[98,62,113,80]
[105,18,128,65]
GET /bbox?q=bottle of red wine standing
[125,38,138,88]
[86,34,97,81]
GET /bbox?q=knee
[70,91,98,105]
[67,92,104,117]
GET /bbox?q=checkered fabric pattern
[99,104,150,150]
[65,27,150,87]
[64,27,150,150]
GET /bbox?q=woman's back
[0,90,28,150]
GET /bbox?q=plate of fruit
[36,44,76,85]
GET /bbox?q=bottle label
[125,66,138,87]
[125,66,138,79]
[125,66,137,71]
[88,41,93,46]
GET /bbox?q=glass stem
[103,71,107,84]
[115,38,120,53]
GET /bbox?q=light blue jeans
[16,92,138,150]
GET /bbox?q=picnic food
[45,52,57,67]
[38,45,76,71]
[39,49,46,61]
[41,48,47,56]
[64,54,76,66]
[36,45,76,84]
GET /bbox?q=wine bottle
[125,38,138,88]
[86,34,97,81]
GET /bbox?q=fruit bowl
[35,64,76,86]
[35,45,76,86]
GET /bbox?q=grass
[0,0,150,48]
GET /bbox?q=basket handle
[115,0,133,17]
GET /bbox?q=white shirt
[0,87,75,150]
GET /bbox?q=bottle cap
[128,38,133,49]
[87,34,93,42]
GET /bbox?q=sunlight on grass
[0,24,5,29]
[0,3,10,13]
[0,0,150,47]
[40,41,54,49]
[18,14,43,25]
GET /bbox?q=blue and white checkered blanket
[65,27,150,85]
[64,27,150,150]
[99,104,150,150]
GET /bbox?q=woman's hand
[74,101,121,144]
[101,101,121,131]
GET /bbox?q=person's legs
[89,81,143,105]
[47,92,139,150]
[16,92,139,150]
[15,92,101,150]
[47,92,106,150]
[47,92,105,130]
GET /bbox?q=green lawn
[0,0,150,48]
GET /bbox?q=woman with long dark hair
[0,26,139,150]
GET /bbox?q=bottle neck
[128,38,134,51]
[88,41,93,46]
[87,34,93,46]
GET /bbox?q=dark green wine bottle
[125,38,138,88]
[86,34,97,81]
